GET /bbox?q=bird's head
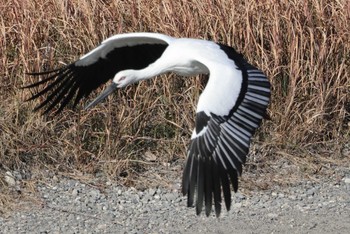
[84,70,139,110]
[114,70,138,88]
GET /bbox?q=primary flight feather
[24,32,270,216]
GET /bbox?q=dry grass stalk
[1,0,349,210]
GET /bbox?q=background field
[1,0,349,214]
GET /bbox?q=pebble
[117,189,122,195]
[165,193,178,202]
[306,188,317,196]
[235,192,246,201]
[148,188,156,196]
[232,202,242,209]
[267,213,279,219]
[4,173,16,187]
[72,188,79,196]
[1,168,350,233]
[88,190,100,200]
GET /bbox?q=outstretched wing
[182,46,270,216]
[23,33,173,114]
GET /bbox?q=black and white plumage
[24,32,270,216]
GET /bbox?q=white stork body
[25,32,270,217]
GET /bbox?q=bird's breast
[172,61,209,76]
[196,65,243,117]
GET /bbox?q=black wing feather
[196,151,204,215]
[212,153,222,217]
[182,45,270,217]
[188,152,198,208]
[204,153,212,216]
[218,157,232,211]
[24,44,167,113]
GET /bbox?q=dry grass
[1,0,349,213]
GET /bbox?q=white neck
[134,61,171,82]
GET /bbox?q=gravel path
[1,167,350,234]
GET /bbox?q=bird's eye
[119,76,126,81]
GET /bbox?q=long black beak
[84,83,118,110]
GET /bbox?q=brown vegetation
[1,0,349,214]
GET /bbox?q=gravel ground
[1,165,350,234]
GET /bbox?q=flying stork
[24,32,270,217]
